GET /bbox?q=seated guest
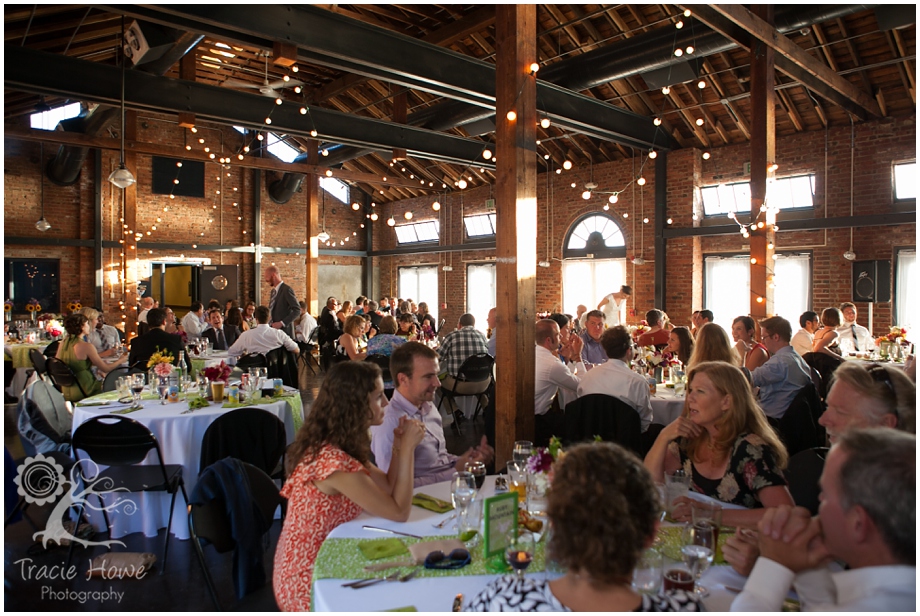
[644,361,793,527]
[365,300,383,334]
[819,362,915,443]
[224,298,239,315]
[466,442,701,612]
[416,302,437,333]
[667,326,694,367]
[181,301,207,342]
[56,314,126,402]
[336,300,352,325]
[577,325,653,433]
[293,301,317,342]
[163,307,181,335]
[791,311,819,357]
[731,428,915,611]
[548,313,576,360]
[486,307,497,357]
[335,315,368,361]
[80,307,119,357]
[837,301,876,353]
[136,296,155,329]
[750,316,811,420]
[242,300,257,330]
[206,299,222,313]
[225,306,247,334]
[202,308,240,351]
[273,361,426,612]
[636,309,670,348]
[698,309,714,326]
[370,342,494,486]
[687,322,740,369]
[366,316,406,389]
[227,305,299,359]
[128,308,188,371]
[579,310,608,367]
[378,296,391,314]
[396,312,417,339]
[732,315,770,371]
[813,307,842,357]
[438,313,488,381]
[534,319,585,446]
[574,304,588,332]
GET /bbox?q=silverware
[452,593,464,612]
[362,525,422,539]
[342,571,401,588]
[432,513,457,529]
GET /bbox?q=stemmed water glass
[681,522,715,597]
[450,471,477,532]
[505,530,535,579]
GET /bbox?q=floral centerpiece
[3,299,12,319]
[26,299,41,321]
[202,361,231,383]
[631,320,650,339]
[44,318,63,339]
[524,436,564,515]
[147,349,175,374]
[877,326,909,346]
[420,323,435,342]
[67,300,83,314]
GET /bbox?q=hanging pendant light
[35,142,51,232]
[109,16,135,189]
[317,190,330,242]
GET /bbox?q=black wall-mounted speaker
[852,259,891,303]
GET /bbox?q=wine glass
[512,441,533,465]
[450,471,477,532]
[464,460,487,490]
[681,522,715,597]
[505,530,535,579]
[156,373,169,404]
[129,373,145,407]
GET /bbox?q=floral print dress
[671,433,787,508]
[273,444,367,611]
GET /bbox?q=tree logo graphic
[13,453,136,549]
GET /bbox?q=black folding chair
[45,357,91,400]
[43,340,60,359]
[770,383,822,457]
[297,327,321,375]
[563,394,643,456]
[189,459,283,610]
[69,415,188,574]
[102,366,131,392]
[437,353,494,436]
[786,447,830,514]
[198,407,287,480]
[29,348,47,379]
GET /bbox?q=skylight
[30,102,81,131]
[464,213,496,238]
[266,133,300,163]
[394,220,440,244]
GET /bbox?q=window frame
[893,160,917,203]
[393,220,440,245]
[894,246,916,333]
[30,102,81,131]
[700,174,817,219]
[463,213,497,242]
[397,265,439,323]
[562,212,627,260]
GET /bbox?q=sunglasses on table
[423,548,471,570]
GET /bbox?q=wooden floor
[4,366,486,611]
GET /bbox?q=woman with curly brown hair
[55,313,127,402]
[644,361,792,528]
[273,361,425,611]
[466,441,700,611]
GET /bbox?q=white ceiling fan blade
[221,79,261,89]
[267,79,304,90]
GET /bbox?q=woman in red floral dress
[273,361,425,611]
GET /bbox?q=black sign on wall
[151,157,205,198]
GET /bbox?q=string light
[404,211,413,220]
[674,48,683,57]
[432,200,441,211]
[702,152,711,160]
[458,179,468,189]
[662,86,670,95]
[506,110,517,121]
[540,118,551,129]
[637,177,646,186]
[653,117,662,126]
[695,118,705,126]
[563,160,573,170]
[648,150,657,159]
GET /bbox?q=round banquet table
[310,477,750,612]
[71,387,301,540]
[650,385,686,425]
[5,342,48,398]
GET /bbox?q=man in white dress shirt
[577,325,654,432]
[731,428,915,612]
[836,302,875,353]
[227,305,299,359]
[791,311,819,357]
[181,301,207,342]
[534,319,584,446]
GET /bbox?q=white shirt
[732,557,916,612]
[294,312,317,342]
[534,345,584,416]
[181,310,206,341]
[576,358,654,431]
[227,323,299,358]
[88,324,120,352]
[137,308,149,327]
[837,322,875,352]
[791,328,815,357]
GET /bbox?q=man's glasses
[423,548,471,570]
[867,365,898,403]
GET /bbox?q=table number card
[483,491,517,558]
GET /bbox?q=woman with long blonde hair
[644,361,792,527]
[687,322,740,368]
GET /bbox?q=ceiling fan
[220,52,303,98]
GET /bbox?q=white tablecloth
[651,386,686,425]
[311,477,745,612]
[71,391,300,540]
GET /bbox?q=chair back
[306,326,320,346]
[563,394,643,455]
[365,354,392,384]
[802,352,843,399]
[29,348,47,377]
[771,383,822,457]
[103,366,131,392]
[16,378,73,456]
[199,407,287,477]
[43,340,60,359]
[786,447,829,514]
[45,357,78,389]
[436,318,446,335]
[265,346,298,388]
[72,415,165,467]
[235,353,267,371]
[456,353,495,383]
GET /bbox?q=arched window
[563,213,626,259]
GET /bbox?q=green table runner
[313,535,546,581]
[6,344,46,369]
[654,525,731,565]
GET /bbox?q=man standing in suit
[265,265,300,339]
[202,308,240,351]
[128,308,190,371]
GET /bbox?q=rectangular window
[703,253,811,332]
[398,266,438,323]
[320,176,350,204]
[463,213,496,238]
[266,133,300,163]
[30,102,81,131]
[4,258,60,314]
[394,221,439,244]
[894,162,916,200]
[467,263,496,330]
[701,175,815,217]
[895,249,916,338]
[561,259,627,318]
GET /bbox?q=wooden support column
[123,110,139,340]
[494,5,537,464]
[749,5,775,319]
[305,139,320,316]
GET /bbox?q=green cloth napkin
[412,493,453,513]
[655,525,731,564]
[313,536,546,582]
[357,538,408,561]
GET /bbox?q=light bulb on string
[432,200,440,211]
[310,130,318,137]
[609,194,619,204]
[581,190,591,200]
[676,20,684,29]
[563,160,572,170]
[540,118,550,129]
[674,48,683,57]
[506,110,517,121]
[387,217,396,227]
[662,86,670,95]
[698,80,706,89]
[482,149,492,160]
[702,152,711,160]
[404,211,413,220]
[648,150,657,159]
[686,46,694,54]
[637,177,646,186]
[696,118,705,126]
[684,9,691,16]
[653,117,662,126]
[458,179,468,189]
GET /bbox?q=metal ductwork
[271,5,874,203]
[45,24,203,186]
[268,144,372,204]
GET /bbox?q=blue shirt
[579,330,608,366]
[750,346,811,419]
